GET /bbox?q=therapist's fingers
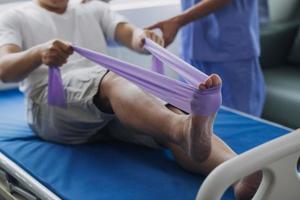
[163,29,178,47]
[164,37,172,47]
[145,22,162,31]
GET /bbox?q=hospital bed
[1,0,300,199]
[0,89,298,200]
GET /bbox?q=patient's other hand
[37,39,73,67]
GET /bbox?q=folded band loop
[48,67,67,108]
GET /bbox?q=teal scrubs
[181,0,265,116]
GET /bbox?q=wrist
[171,15,186,28]
[132,28,144,51]
[28,45,43,67]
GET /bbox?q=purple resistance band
[48,67,67,108]
[48,39,222,116]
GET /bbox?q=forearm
[175,0,232,27]
[0,46,42,83]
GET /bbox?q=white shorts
[27,66,161,148]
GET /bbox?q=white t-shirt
[0,1,127,96]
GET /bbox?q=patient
[0,0,259,199]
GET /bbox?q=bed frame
[0,153,60,200]
[197,129,300,200]
[0,129,299,200]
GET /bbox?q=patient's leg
[165,105,262,200]
[234,171,262,200]
[97,72,259,199]
[99,71,234,171]
[97,72,186,145]
[164,103,236,173]
[166,134,236,173]
[98,72,221,162]
[167,131,262,200]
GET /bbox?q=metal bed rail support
[0,153,61,200]
[196,129,300,200]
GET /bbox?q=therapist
[147,0,265,116]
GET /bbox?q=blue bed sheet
[0,89,291,200]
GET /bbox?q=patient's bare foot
[234,171,263,200]
[181,74,222,163]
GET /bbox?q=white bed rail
[196,129,300,200]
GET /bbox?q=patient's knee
[100,72,128,96]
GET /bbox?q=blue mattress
[0,89,291,200]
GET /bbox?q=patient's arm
[0,44,41,83]
[0,40,73,83]
[115,23,164,54]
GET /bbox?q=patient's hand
[134,29,165,54]
[115,23,164,54]
[38,40,73,67]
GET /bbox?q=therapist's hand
[37,39,73,67]
[146,17,181,47]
